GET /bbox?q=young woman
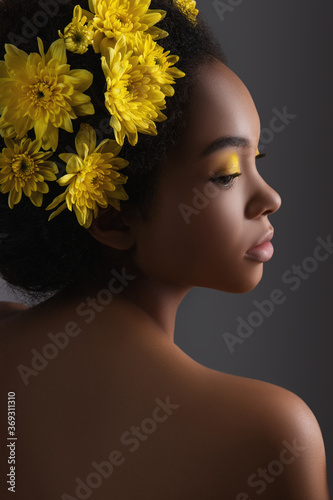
[0,0,330,498]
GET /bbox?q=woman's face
[130,59,282,294]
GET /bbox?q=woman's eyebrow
[200,136,250,157]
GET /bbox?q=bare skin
[0,60,330,499]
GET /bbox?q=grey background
[0,0,332,493]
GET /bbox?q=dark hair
[0,0,226,301]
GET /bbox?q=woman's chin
[202,269,264,294]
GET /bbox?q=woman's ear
[87,204,139,251]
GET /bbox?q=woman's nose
[245,177,282,220]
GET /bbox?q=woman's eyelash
[256,153,266,160]
[210,172,242,187]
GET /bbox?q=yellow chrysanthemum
[174,0,199,25]
[59,5,94,54]
[84,0,168,56]
[46,123,129,228]
[133,32,185,97]
[0,136,58,208]
[102,35,167,146]
[0,37,95,151]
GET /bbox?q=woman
[0,0,330,498]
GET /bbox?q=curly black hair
[0,0,226,301]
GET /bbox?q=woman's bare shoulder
[193,366,330,499]
[199,365,324,444]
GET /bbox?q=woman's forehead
[183,59,260,149]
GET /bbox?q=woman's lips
[245,240,274,262]
[245,228,274,262]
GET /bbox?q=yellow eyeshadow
[219,152,240,175]
[256,147,260,156]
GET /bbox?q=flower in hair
[0,1,193,225]
[46,123,129,228]
[174,0,198,25]
[0,38,95,151]
[59,5,94,54]
[83,0,168,56]
[101,35,168,146]
[133,32,185,97]
[0,137,58,208]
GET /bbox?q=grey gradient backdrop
[0,0,332,493]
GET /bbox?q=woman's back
[0,298,329,499]
[0,1,330,497]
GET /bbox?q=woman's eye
[210,172,242,187]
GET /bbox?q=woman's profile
[0,0,330,498]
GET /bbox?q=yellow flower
[46,123,129,228]
[133,33,185,97]
[101,35,167,146]
[174,0,199,25]
[59,5,94,54]
[0,136,58,208]
[84,0,168,55]
[0,37,95,151]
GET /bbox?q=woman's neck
[41,265,192,343]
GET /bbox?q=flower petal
[68,69,93,92]
[46,193,66,211]
[59,153,74,163]
[47,201,67,220]
[67,155,82,173]
[75,123,97,157]
[8,188,22,208]
[34,121,48,140]
[30,190,44,207]
[47,38,67,64]
[44,125,59,152]
[58,174,76,186]
[74,102,95,116]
